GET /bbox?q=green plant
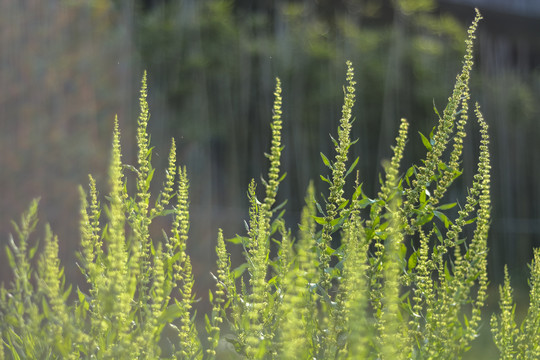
[1,73,201,359]
[212,9,489,359]
[1,8,537,360]
[491,249,540,359]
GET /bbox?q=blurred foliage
[137,0,468,211]
[134,0,540,286]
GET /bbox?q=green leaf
[437,202,457,210]
[146,145,155,159]
[320,152,332,170]
[345,156,360,179]
[452,168,463,180]
[273,199,288,213]
[437,161,448,171]
[29,240,40,260]
[320,175,332,185]
[232,263,248,279]
[77,288,90,313]
[160,209,176,216]
[168,251,182,266]
[329,134,338,148]
[433,224,443,244]
[63,284,73,301]
[227,235,247,245]
[150,240,156,256]
[158,303,183,324]
[204,313,213,333]
[8,234,19,254]
[315,201,326,216]
[5,245,15,269]
[434,210,452,228]
[444,262,453,282]
[429,126,436,140]
[337,199,349,211]
[352,184,363,200]
[42,297,50,319]
[405,166,415,187]
[145,168,155,189]
[433,99,441,119]
[419,188,430,204]
[7,337,22,360]
[324,246,335,256]
[77,288,86,303]
[123,164,138,174]
[415,212,434,226]
[313,216,327,225]
[419,131,432,151]
[408,251,418,271]
[267,275,278,287]
[331,216,346,230]
[399,243,407,262]
[357,197,376,209]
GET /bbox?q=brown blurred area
[0,1,137,288]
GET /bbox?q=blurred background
[1,0,539,356]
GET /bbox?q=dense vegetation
[1,8,539,360]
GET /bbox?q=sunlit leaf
[320,175,332,185]
[345,156,359,179]
[419,131,432,151]
[437,202,457,210]
[434,210,452,228]
[320,152,332,170]
[232,263,248,279]
[408,251,418,271]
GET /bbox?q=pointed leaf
[405,166,415,187]
[227,235,247,245]
[273,199,288,213]
[320,175,332,185]
[315,201,326,216]
[63,284,72,301]
[5,246,15,269]
[419,132,432,151]
[352,183,363,201]
[337,199,350,211]
[415,212,434,226]
[232,263,248,279]
[345,156,360,179]
[408,251,418,271]
[145,168,155,189]
[329,134,338,147]
[42,298,50,319]
[434,210,452,228]
[433,99,441,119]
[320,152,332,170]
[29,240,40,260]
[437,202,457,210]
[158,303,183,324]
